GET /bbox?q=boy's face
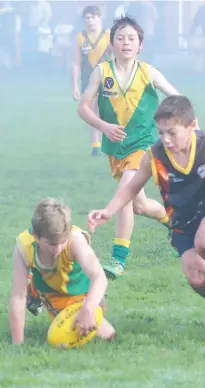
[156,118,196,152]
[112,25,141,60]
[84,13,101,31]
[37,236,69,258]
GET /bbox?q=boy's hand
[88,209,111,233]
[100,122,126,142]
[73,87,81,101]
[72,306,96,337]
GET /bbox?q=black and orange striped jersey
[150,131,205,232]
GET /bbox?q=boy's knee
[194,235,205,257]
[133,201,146,215]
[195,218,205,256]
[188,277,205,289]
[96,318,116,341]
[185,269,205,288]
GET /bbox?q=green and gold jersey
[77,29,110,92]
[98,60,159,159]
[17,226,90,296]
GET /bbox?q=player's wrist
[82,300,96,312]
[105,205,114,219]
[97,120,109,134]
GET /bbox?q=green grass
[0,71,205,387]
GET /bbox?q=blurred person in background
[72,5,111,156]
[190,2,205,72]
[0,1,19,71]
[37,25,53,72]
[52,14,74,70]
[115,1,158,60]
[21,0,52,70]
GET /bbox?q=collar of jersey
[110,59,139,95]
[165,131,196,175]
[33,241,57,273]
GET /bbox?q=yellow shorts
[109,150,145,180]
[40,292,87,320]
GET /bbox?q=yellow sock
[112,238,131,267]
[159,214,170,228]
[159,215,169,224]
[92,141,101,149]
[114,238,130,248]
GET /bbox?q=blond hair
[31,198,72,241]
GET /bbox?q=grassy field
[0,70,205,387]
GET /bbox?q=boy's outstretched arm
[88,151,153,232]
[71,233,108,336]
[9,245,29,345]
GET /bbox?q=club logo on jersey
[102,89,119,98]
[168,173,184,183]
[104,77,114,89]
[82,40,92,54]
[197,165,205,178]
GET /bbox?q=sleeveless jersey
[150,131,205,231]
[17,226,90,296]
[77,29,110,92]
[98,60,159,159]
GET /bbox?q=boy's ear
[139,41,144,52]
[32,231,38,241]
[193,118,200,130]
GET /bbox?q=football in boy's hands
[47,301,103,348]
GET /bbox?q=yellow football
[47,301,103,349]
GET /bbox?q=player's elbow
[189,277,205,289]
[77,100,89,120]
[92,267,108,288]
[77,101,83,116]
[77,98,85,114]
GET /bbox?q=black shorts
[171,208,205,257]
[171,231,195,257]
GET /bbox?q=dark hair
[82,6,101,18]
[110,15,144,45]
[154,96,196,126]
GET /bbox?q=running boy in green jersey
[78,16,181,279]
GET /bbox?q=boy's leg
[96,318,116,340]
[133,185,168,222]
[103,170,135,279]
[91,128,101,156]
[181,248,205,297]
[172,227,205,296]
[104,169,173,279]
[194,217,205,260]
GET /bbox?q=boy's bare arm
[150,66,181,96]
[78,66,102,125]
[150,66,200,128]
[72,41,81,100]
[70,233,108,336]
[78,66,126,142]
[10,245,29,345]
[71,233,107,310]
